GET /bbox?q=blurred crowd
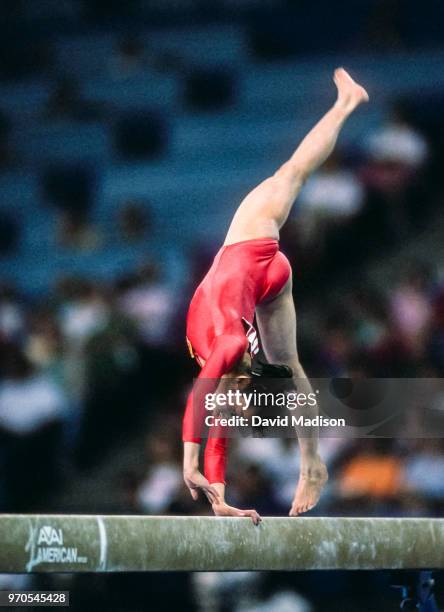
[0,100,443,517]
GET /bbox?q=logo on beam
[25,525,88,572]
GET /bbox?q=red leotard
[182,238,291,483]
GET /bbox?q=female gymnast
[182,68,369,524]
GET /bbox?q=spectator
[367,102,428,167]
[338,440,403,501]
[57,210,102,251]
[43,163,100,251]
[25,307,67,386]
[0,283,24,341]
[75,305,144,468]
[118,262,174,347]
[235,438,300,508]
[0,344,67,510]
[228,462,285,516]
[390,264,432,355]
[318,323,355,376]
[298,152,365,246]
[403,440,444,500]
[235,590,313,612]
[136,433,182,514]
[56,278,110,348]
[348,288,387,353]
[362,101,429,197]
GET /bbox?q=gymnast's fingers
[189,488,199,501]
[239,509,262,525]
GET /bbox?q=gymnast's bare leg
[224,69,368,246]
[256,278,328,516]
[226,68,368,514]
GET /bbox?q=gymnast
[182,68,369,524]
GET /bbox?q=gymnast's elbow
[213,333,249,367]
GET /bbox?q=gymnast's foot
[333,67,369,114]
[289,455,328,516]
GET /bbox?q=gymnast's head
[216,354,293,416]
[220,350,252,388]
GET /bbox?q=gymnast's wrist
[183,461,199,476]
[210,482,225,506]
[183,442,200,474]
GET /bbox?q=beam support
[1,515,443,573]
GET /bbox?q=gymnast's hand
[183,468,221,505]
[211,500,262,525]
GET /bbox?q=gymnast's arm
[203,381,261,524]
[182,333,249,502]
[184,419,261,524]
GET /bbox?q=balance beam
[1,515,444,573]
